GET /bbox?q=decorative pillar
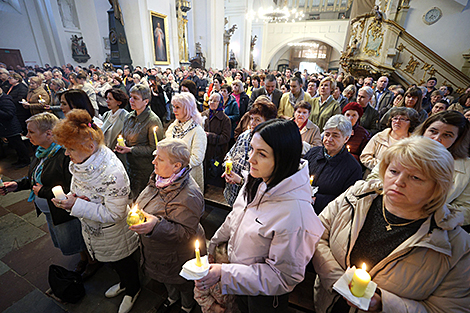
[108,0,132,67]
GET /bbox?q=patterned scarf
[172,119,197,139]
[288,88,305,108]
[209,100,224,120]
[28,142,62,202]
[155,167,187,188]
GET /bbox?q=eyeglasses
[391,117,410,122]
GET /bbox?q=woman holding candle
[197,119,325,313]
[100,89,129,164]
[165,92,207,192]
[304,115,362,214]
[23,76,50,116]
[312,136,470,313]
[130,138,206,313]
[223,96,277,207]
[360,107,420,171]
[115,84,164,199]
[0,113,86,269]
[342,102,371,164]
[51,109,140,313]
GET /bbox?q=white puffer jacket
[69,145,138,262]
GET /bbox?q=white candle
[52,186,67,200]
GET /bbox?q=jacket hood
[254,159,312,205]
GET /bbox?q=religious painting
[150,11,170,65]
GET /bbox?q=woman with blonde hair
[166,92,207,192]
[52,109,140,313]
[313,136,470,312]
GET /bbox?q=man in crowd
[278,76,312,118]
[374,76,393,115]
[249,74,283,109]
[306,79,319,98]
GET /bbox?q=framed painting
[150,11,170,65]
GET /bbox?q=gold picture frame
[150,11,170,65]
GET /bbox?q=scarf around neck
[172,119,197,139]
[155,167,187,188]
[288,88,305,108]
[28,142,62,202]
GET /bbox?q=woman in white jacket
[165,92,207,192]
[52,109,140,313]
[196,119,324,313]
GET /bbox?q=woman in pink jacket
[196,119,324,313]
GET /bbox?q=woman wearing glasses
[361,107,419,170]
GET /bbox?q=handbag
[48,264,86,303]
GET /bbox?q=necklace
[382,197,420,231]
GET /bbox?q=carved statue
[372,5,384,21]
[108,0,124,25]
[190,42,206,69]
[251,35,258,50]
[71,35,90,63]
[228,50,238,69]
[224,24,238,44]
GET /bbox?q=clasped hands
[51,193,90,210]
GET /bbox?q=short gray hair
[157,138,190,168]
[324,114,352,137]
[51,78,65,89]
[130,84,151,101]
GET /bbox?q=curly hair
[53,109,104,153]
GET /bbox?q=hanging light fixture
[246,6,305,23]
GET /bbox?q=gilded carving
[421,63,432,72]
[364,19,383,57]
[428,68,437,76]
[350,19,366,45]
[403,56,420,75]
[397,43,405,52]
[393,61,403,69]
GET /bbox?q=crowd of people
[1,61,470,313]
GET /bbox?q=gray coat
[122,106,164,199]
[137,169,206,284]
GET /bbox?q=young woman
[197,119,325,313]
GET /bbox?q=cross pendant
[386,225,392,231]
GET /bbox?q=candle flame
[362,263,367,271]
[131,204,139,213]
[195,240,200,250]
[154,126,158,132]
[118,134,123,139]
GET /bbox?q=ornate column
[176,0,191,66]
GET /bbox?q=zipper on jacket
[344,196,355,267]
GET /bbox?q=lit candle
[52,186,67,200]
[347,145,351,153]
[225,158,233,175]
[117,135,125,147]
[38,95,45,104]
[349,263,371,297]
[127,204,144,226]
[309,175,314,185]
[153,126,158,147]
[195,240,202,267]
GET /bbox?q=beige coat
[300,119,322,148]
[27,86,50,115]
[313,180,470,313]
[166,120,207,193]
[278,92,313,118]
[360,128,393,170]
[308,96,341,131]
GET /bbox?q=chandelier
[246,7,305,23]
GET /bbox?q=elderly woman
[381,86,426,128]
[339,84,357,109]
[165,92,207,192]
[232,79,249,118]
[304,115,362,214]
[115,84,164,199]
[47,78,66,118]
[309,77,340,131]
[313,136,470,313]
[101,89,129,158]
[51,109,140,313]
[6,73,29,132]
[293,100,321,153]
[23,76,50,116]
[356,86,379,135]
[198,119,325,313]
[201,93,231,187]
[130,139,206,313]
[223,96,277,206]
[342,102,370,163]
[361,107,419,170]
[415,111,470,232]
[1,112,86,267]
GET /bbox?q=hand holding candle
[117,135,125,147]
[195,240,202,267]
[225,158,233,175]
[309,175,314,186]
[349,263,371,297]
[127,204,145,226]
[52,185,67,200]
